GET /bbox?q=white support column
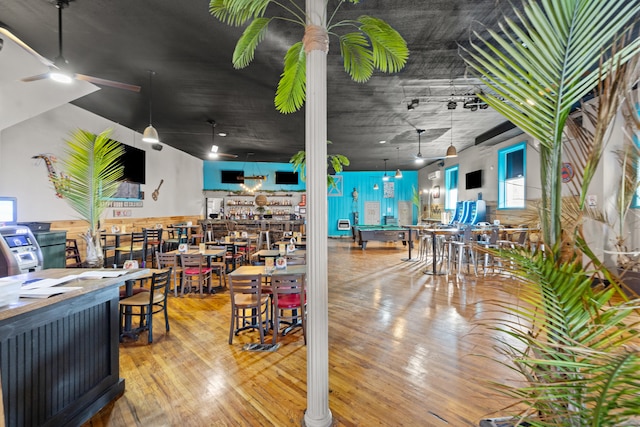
[303,0,332,426]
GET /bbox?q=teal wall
[327,171,419,236]
[203,161,305,192]
[203,161,419,236]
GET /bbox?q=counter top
[0,268,149,321]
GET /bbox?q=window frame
[444,165,459,211]
[497,141,527,209]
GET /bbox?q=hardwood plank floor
[84,238,521,426]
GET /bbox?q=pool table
[352,225,412,250]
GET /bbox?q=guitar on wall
[152,179,164,201]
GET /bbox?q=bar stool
[257,230,270,250]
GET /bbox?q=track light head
[407,98,419,110]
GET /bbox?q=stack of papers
[19,270,129,299]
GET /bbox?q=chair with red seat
[271,274,306,344]
[180,253,212,296]
[228,273,269,344]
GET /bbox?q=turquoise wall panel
[203,161,306,192]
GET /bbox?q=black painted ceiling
[0,0,517,171]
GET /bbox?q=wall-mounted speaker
[151,143,163,151]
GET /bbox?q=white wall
[0,103,204,222]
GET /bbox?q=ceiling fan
[413,128,446,164]
[21,0,140,92]
[207,120,237,159]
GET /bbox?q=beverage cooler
[0,226,43,278]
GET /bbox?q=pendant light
[142,70,159,143]
[446,110,457,158]
[395,147,403,179]
[382,158,390,181]
[373,183,379,190]
[415,129,425,164]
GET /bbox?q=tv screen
[275,171,299,185]
[465,170,483,189]
[221,170,244,184]
[118,143,146,184]
[0,197,17,225]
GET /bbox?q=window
[498,142,527,209]
[444,165,459,211]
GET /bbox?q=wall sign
[561,162,574,183]
[383,181,394,198]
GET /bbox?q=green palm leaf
[340,32,374,83]
[358,16,408,73]
[209,0,270,27]
[275,42,306,114]
[55,129,124,232]
[461,0,640,247]
[233,17,272,69]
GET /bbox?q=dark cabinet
[33,230,67,269]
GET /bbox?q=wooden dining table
[251,249,306,263]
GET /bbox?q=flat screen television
[275,171,299,185]
[221,170,244,184]
[465,170,483,189]
[117,143,146,184]
[0,197,18,225]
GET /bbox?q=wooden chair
[180,253,212,296]
[65,239,82,267]
[143,228,163,265]
[156,252,183,296]
[114,231,145,267]
[228,273,269,344]
[119,269,172,344]
[271,274,306,344]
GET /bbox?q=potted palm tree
[54,129,124,267]
[461,0,640,425]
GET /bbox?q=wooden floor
[84,238,522,427]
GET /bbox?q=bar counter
[0,268,149,427]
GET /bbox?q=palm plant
[461,0,640,424]
[54,129,124,267]
[289,143,350,188]
[209,0,408,114]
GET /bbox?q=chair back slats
[228,273,268,344]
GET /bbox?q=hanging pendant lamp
[142,70,159,143]
[395,147,402,178]
[382,158,390,181]
[446,110,457,158]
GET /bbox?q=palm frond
[339,32,374,83]
[55,129,124,232]
[233,17,272,69]
[275,42,306,114]
[462,0,640,248]
[209,0,271,27]
[357,16,408,73]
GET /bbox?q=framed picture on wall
[432,185,440,199]
[383,181,394,198]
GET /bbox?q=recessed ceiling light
[379,140,386,144]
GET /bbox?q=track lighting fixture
[142,70,159,143]
[407,98,419,110]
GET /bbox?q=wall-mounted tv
[221,170,244,184]
[0,197,18,225]
[275,171,299,185]
[118,143,146,184]
[465,170,483,189]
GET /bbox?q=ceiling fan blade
[21,73,50,83]
[218,153,238,158]
[75,73,141,92]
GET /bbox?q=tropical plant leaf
[54,129,124,232]
[275,42,306,114]
[358,16,408,73]
[233,17,272,69]
[339,32,374,83]
[209,0,271,27]
[461,0,640,248]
